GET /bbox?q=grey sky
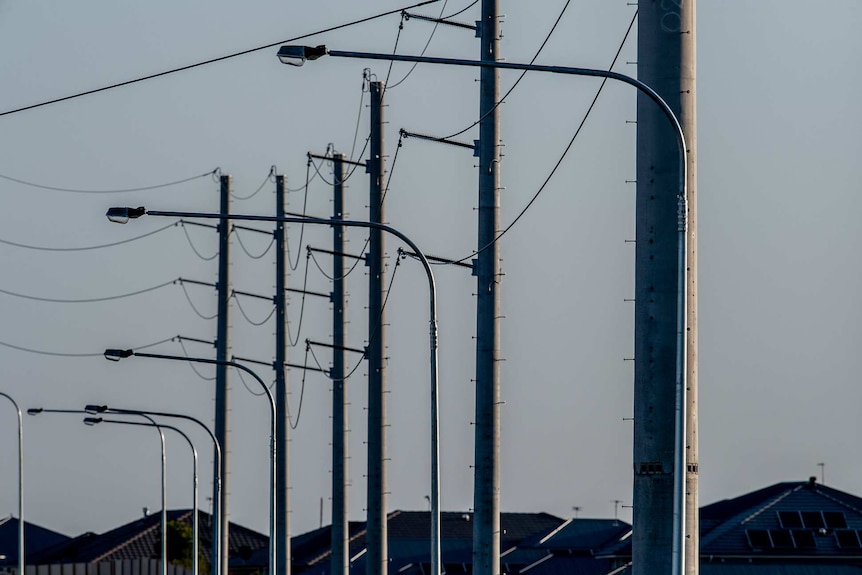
[0,1,859,540]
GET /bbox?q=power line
[0,279,176,303]
[0,0,442,119]
[0,169,216,194]
[442,0,574,140]
[0,221,177,252]
[449,9,638,265]
[0,336,174,358]
[385,0,449,90]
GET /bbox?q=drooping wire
[308,157,337,187]
[231,166,275,201]
[0,169,217,194]
[347,70,371,163]
[287,343,311,429]
[363,253,402,366]
[443,0,477,19]
[0,0,443,118]
[307,337,365,382]
[287,252,313,347]
[177,338,217,381]
[0,336,174,358]
[288,160,313,271]
[384,14,407,87]
[232,294,277,327]
[308,130,405,284]
[0,279,176,304]
[385,0,450,90]
[234,228,275,260]
[0,221,178,252]
[180,221,219,261]
[234,366,270,396]
[449,9,639,265]
[442,0,574,140]
[178,280,218,320]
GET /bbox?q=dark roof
[0,516,71,565]
[28,510,267,566]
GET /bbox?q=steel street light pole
[103,350,277,575]
[27,408,169,575]
[86,417,199,575]
[0,392,24,575]
[105,207,441,575]
[276,44,689,575]
[85,405,220,575]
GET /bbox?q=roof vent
[462,514,471,521]
[807,476,817,489]
[142,507,150,517]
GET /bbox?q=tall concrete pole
[275,175,291,575]
[632,2,698,574]
[474,1,501,575]
[331,154,349,575]
[215,174,232,575]
[366,80,388,575]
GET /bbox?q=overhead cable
[451,9,638,265]
[442,0,574,140]
[386,0,450,90]
[0,336,174,358]
[0,0,442,118]
[0,169,217,194]
[231,166,275,201]
[0,221,177,252]
[0,279,176,303]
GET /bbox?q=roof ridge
[91,510,192,564]
[700,485,799,547]
[816,486,862,515]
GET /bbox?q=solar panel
[778,511,803,529]
[801,511,826,529]
[770,529,795,548]
[835,530,861,549]
[824,511,848,529]
[746,529,772,549]
[791,530,817,548]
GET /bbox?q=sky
[0,0,860,542]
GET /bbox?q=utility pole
[632,2,698,575]
[366,80,388,575]
[215,174,231,575]
[331,154,349,575]
[474,1,502,575]
[275,174,290,575]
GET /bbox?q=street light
[276,45,689,575]
[103,349,277,575]
[86,417,200,575]
[85,405,220,575]
[27,408,169,575]
[105,208,441,575]
[0,392,24,575]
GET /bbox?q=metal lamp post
[276,44,689,575]
[0,392,24,575]
[105,207,441,575]
[27,408,169,575]
[103,349,276,575]
[86,417,199,575]
[84,405,220,575]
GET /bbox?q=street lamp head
[106,206,146,224]
[83,417,103,426]
[277,45,328,66]
[26,408,43,416]
[104,348,134,361]
[84,404,108,414]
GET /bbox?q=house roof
[0,516,71,565]
[601,478,862,566]
[28,510,267,566]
